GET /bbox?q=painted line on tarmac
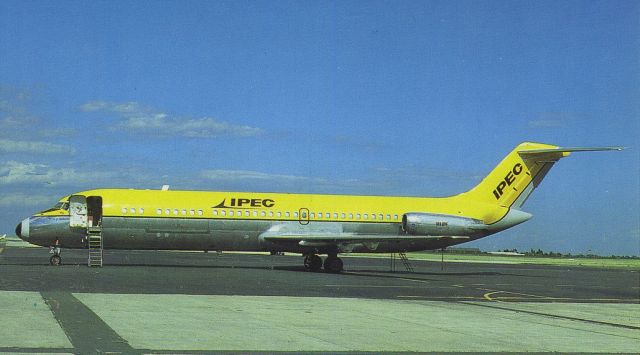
[41,292,140,354]
[481,289,635,303]
[397,295,482,300]
[324,284,454,289]
[397,277,430,284]
[325,285,422,288]
[483,290,551,301]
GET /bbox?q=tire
[324,257,343,273]
[304,254,323,272]
[50,255,61,266]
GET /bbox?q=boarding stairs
[390,252,414,273]
[87,226,103,267]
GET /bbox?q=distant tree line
[500,248,639,259]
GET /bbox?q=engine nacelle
[402,213,485,236]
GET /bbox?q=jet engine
[402,213,485,236]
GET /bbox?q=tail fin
[460,142,623,208]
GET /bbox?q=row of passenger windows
[121,207,400,221]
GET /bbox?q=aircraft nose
[16,218,29,240]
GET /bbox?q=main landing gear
[303,253,344,273]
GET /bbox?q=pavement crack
[458,300,640,331]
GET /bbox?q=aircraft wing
[260,232,468,248]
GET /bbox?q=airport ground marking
[324,285,425,288]
[397,277,430,284]
[400,295,635,302]
[482,289,554,302]
[397,295,482,300]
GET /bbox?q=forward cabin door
[86,196,103,227]
[69,195,88,229]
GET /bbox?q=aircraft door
[69,195,88,228]
[86,196,103,227]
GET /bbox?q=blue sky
[1,0,638,255]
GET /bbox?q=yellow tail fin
[460,142,623,208]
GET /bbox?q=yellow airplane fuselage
[15,142,621,270]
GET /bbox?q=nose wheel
[49,254,61,266]
[49,244,62,266]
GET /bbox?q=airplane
[15,142,622,271]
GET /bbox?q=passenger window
[198,210,203,216]
[394,215,399,220]
[131,208,137,214]
[310,212,315,219]
[334,213,338,219]
[229,211,234,216]
[221,210,226,216]
[190,210,195,215]
[261,211,266,217]
[245,211,250,217]
[379,214,384,220]
[356,213,361,219]
[364,214,368,219]
[173,209,178,215]
[341,213,346,219]
[165,209,170,215]
[371,214,376,220]
[349,213,353,219]
[156,209,162,215]
[122,208,127,214]
[269,211,274,217]
[386,214,391,220]
[181,209,187,215]
[139,208,144,214]
[293,212,298,218]
[277,212,282,218]
[213,210,218,216]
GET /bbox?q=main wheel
[304,254,323,272]
[324,257,343,273]
[50,255,62,266]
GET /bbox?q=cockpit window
[54,202,70,211]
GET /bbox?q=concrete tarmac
[1,247,638,353]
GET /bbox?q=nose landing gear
[49,239,61,266]
[49,248,61,266]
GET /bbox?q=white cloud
[0,192,54,207]
[0,139,75,154]
[0,87,76,139]
[199,169,326,183]
[0,161,116,186]
[81,101,263,138]
[528,112,574,128]
[528,119,565,128]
